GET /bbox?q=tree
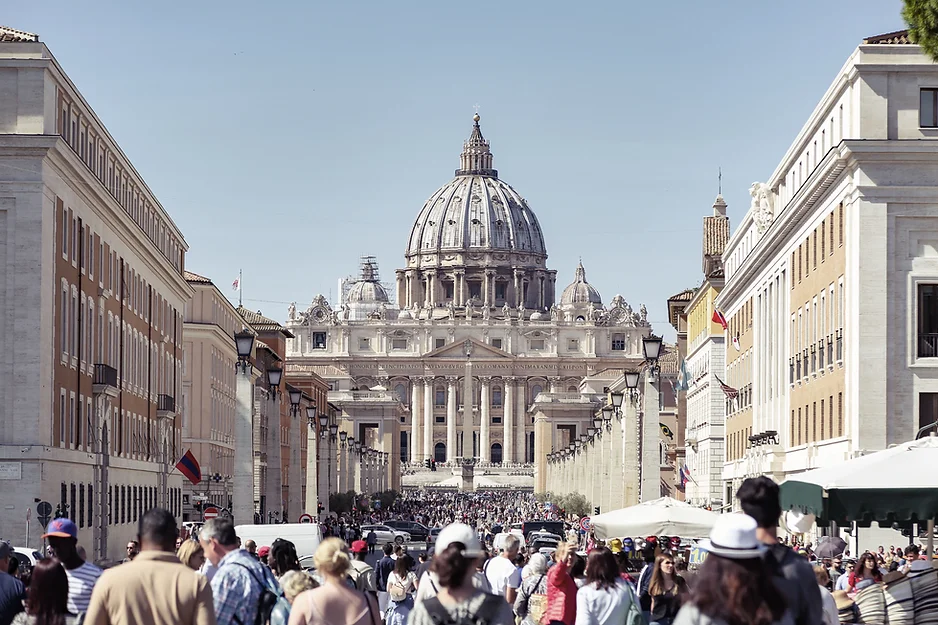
[329,490,358,515]
[904,0,938,61]
[555,493,591,518]
[534,491,554,504]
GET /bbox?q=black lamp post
[642,335,663,379]
[267,366,283,399]
[288,387,302,417]
[234,329,255,374]
[306,406,316,429]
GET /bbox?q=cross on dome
[456,112,497,177]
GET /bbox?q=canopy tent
[779,435,938,559]
[590,496,721,540]
[779,436,938,524]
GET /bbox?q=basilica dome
[406,114,547,263]
[560,262,602,306]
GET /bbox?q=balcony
[92,364,119,398]
[789,357,795,384]
[157,394,176,418]
[818,341,825,370]
[836,329,844,361]
[919,333,938,358]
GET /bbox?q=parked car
[385,520,430,542]
[426,527,442,549]
[12,547,44,574]
[361,524,411,545]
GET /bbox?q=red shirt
[544,561,578,625]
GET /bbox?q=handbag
[527,576,547,624]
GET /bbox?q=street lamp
[339,430,348,446]
[610,390,625,410]
[329,422,338,441]
[601,404,614,424]
[288,387,302,417]
[267,366,283,399]
[624,369,641,399]
[592,416,603,430]
[306,406,316,429]
[234,329,255,373]
[642,334,663,378]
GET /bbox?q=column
[424,377,435,460]
[319,434,331,516]
[504,379,515,463]
[483,272,491,307]
[446,378,457,462]
[338,440,348,493]
[234,371,254,525]
[411,379,423,464]
[457,271,466,306]
[623,399,639,507]
[352,448,362,494]
[516,379,527,463]
[462,362,474,458]
[305,421,318,516]
[513,271,521,307]
[534,415,550,493]
[480,378,491,463]
[288,412,302,519]
[641,374,660,502]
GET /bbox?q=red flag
[712,309,728,331]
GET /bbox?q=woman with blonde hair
[640,554,688,625]
[176,539,205,571]
[280,569,318,604]
[288,537,380,625]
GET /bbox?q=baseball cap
[257,546,270,559]
[42,518,78,539]
[351,540,368,553]
[609,538,623,554]
[434,523,484,557]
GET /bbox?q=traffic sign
[203,506,219,520]
[37,501,52,517]
[580,516,591,532]
[298,513,313,524]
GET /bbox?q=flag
[232,276,240,291]
[678,466,688,491]
[175,449,202,485]
[712,309,728,331]
[732,333,741,352]
[678,359,693,391]
[715,376,739,400]
[660,423,674,440]
[682,463,698,485]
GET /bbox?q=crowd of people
[0,478,936,625]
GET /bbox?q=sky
[8,0,907,341]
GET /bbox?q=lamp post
[232,329,256,524]
[305,406,319,518]
[267,365,283,399]
[338,431,348,493]
[318,413,331,517]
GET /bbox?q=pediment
[424,337,512,359]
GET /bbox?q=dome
[406,115,547,261]
[560,262,602,306]
[347,281,389,304]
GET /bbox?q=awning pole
[928,519,935,568]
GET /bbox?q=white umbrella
[591,496,721,540]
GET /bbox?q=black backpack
[422,593,504,625]
[232,562,290,625]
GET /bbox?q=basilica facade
[284,115,654,491]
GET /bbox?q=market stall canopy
[779,435,938,524]
[590,496,721,540]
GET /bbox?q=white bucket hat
[698,513,767,559]
[435,523,484,557]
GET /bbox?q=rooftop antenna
[718,167,722,196]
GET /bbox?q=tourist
[279,570,316,604]
[0,541,26,625]
[349,541,377,595]
[287,538,379,625]
[376,543,395,614]
[177,540,206,571]
[122,542,139,563]
[485,534,522,603]
[575,547,642,625]
[545,542,578,625]
[737,477,822,625]
[514,553,549,625]
[84,508,215,625]
[641,554,687,625]
[407,524,512,625]
[200,517,273,625]
[11,559,74,625]
[812,566,839,625]
[385,553,417,625]
[42,518,103,615]
[244,540,258,561]
[673,515,791,625]
[847,553,881,594]
[269,539,302,581]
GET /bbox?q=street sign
[298,513,313,524]
[203,506,219,520]
[37,501,52,517]
[579,516,591,532]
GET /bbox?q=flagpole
[239,269,242,307]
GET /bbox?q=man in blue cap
[44,517,103,614]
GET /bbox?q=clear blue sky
[9,0,906,340]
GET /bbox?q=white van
[492,531,526,553]
[235,523,323,559]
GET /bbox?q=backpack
[422,592,504,625]
[233,562,291,625]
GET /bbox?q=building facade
[0,26,188,560]
[285,115,655,492]
[682,196,730,507]
[719,30,938,507]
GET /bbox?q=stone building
[0,26,188,560]
[285,114,656,491]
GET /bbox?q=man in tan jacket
[84,507,216,625]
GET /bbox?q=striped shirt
[65,562,103,614]
[211,549,273,625]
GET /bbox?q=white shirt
[415,570,492,604]
[65,561,103,614]
[484,556,522,598]
[575,580,637,625]
[819,585,839,625]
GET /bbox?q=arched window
[531,385,542,402]
[491,442,503,464]
[394,384,407,404]
[567,386,577,393]
[492,386,503,407]
[434,442,446,463]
